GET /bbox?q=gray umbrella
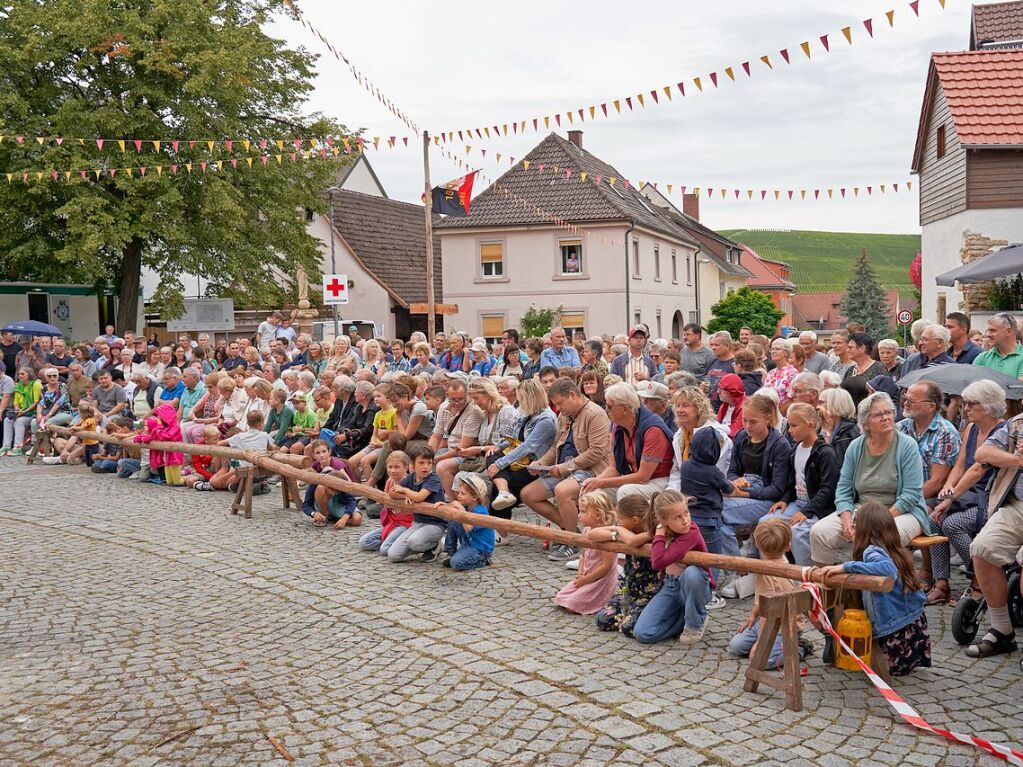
[895,363,1023,399]
[935,243,1023,286]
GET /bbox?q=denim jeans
[31,412,72,434]
[444,521,491,571]
[387,522,446,562]
[721,475,773,558]
[632,566,711,643]
[758,500,814,566]
[359,526,406,554]
[728,622,784,669]
[117,458,141,478]
[91,459,118,473]
[697,522,723,584]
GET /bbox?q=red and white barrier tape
[800,582,1023,766]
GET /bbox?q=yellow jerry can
[835,608,872,671]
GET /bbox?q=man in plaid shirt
[897,380,961,502]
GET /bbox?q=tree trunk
[117,237,144,335]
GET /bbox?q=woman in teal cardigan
[809,391,932,565]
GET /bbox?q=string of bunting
[0,134,415,154]
[280,0,418,134]
[433,0,951,142]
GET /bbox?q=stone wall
[958,231,1008,312]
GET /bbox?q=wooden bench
[230,465,304,519]
[909,535,948,548]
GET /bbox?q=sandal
[925,583,952,606]
[966,628,1018,658]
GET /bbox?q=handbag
[459,454,486,473]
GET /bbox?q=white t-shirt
[256,321,278,352]
[228,430,275,467]
[794,443,812,502]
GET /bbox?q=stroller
[950,562,1023,648]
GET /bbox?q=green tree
[0,0,354,330]
[840,249,892,340]
[706,287,783,337]
[519,304,562,338]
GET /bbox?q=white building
[436,131,699,340]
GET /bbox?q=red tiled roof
[739,245,796,291]
[912,49,1023,171]
[972,1,1023,48]
[791,291,909,330]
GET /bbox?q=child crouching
[554,493,619,613]
[437,474,495,571]
[90,418,133,473]
[359,450,414,554]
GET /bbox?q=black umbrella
[895,363,1023,399]
[935,243,1023,286]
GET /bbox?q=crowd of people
[2,307,1022,676]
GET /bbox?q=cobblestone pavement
[1,459,1020,767]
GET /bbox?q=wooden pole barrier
[44,424,891,594]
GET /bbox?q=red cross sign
[322,273,349,305]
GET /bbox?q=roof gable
[740,244,796,291]
[435,133,694,243]
[328,189,441,307]
[972,0,1023,48]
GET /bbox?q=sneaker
[251,482,271,496]
[0,447,8,456]
[418,540,442,563]
[564,558,580,570]
[8,448,23,457]
[719,582,739,599]
[144,476,164,485]
[41,456,63,465]
[679,623,706,645]
[193,481,213,491]
[66,456,82,465]
[439,551,454,568]
[492,491,517,511]
[547,543,578,562]
[706,594,727,610]
[127,472,140,480]
[495,531,511,546]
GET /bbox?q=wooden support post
[280,475,302,510]
[231,467,255,519]
[423,130,436,342]
[743,589,813,712]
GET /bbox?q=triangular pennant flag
[867,186,873,195]
[224,139,233,152]
[840,188,845,198]
[742,61,751,76]
[820,34,830,51]
[152,141,160,153]
[780,48,790,64]
[827,189,834,199]
[200,161,207,172]
[246,157,253,167]
[788,190,794,200]
[496,153,502,163]
[55,137,64,145]
[553,115,560,127]
[800,190,806,199]
[94,169,102,179]
[692,187,699,196]
[677,82,686,96]
[276,139,284,151]
[938,0,945,7]
[707,187,713,197]
[636,93,645,107]
[156,165,163,176]
[650,90,658,104]
[133,139,142,152]
[725,67,735,81]
[242,139,250,152]
[63,171,71,180]
[694,77,703,91]
[907,180,913,190]
[5,173,11,184]
[842,26,853,44]
[188,140,197,150]
[590,105,596,119]
[800,41,811,58]
[663,86,672,100]
[864,18,874,36]
[886,9,895,25]
[880,184,886,193]
[138,166,146,176]
[609,176,616,187]
[625,97,633,110]
[117,139,126,152]
[910,0,920,15]
[171,164,178,175]
[215,160,222,171]
[761,190,767,200]
[719,188,726,198]
[96,139,105,150]
[185,163,193,173]
[109,168,117,177]
[523,160,530,170]
[814,189,820,199]
[35,136,45,145]
[853,186,859,196]
[667,184,673,195]
[566,111,574,124]
[709,72,718,87]
[207,140,215,152]
[894,182,899,192]
[747,189,754,200]
[760,55,772,69]
[289,152,296,162]
[774,190,780,200]
[613,100,621,113]
[80,170,87,179]
[15,135,24,144]
[51,171,58,181]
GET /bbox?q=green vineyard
[720,229,920,297]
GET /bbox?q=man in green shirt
[974,312,1023,380]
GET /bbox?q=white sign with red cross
[322,273,350,305]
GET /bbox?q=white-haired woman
[818,387,860,465]
[877,339,901,376]
[924,380,1008,606]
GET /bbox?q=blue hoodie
[680,428,735,525]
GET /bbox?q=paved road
[0,459,1019,766]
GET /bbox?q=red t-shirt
[622,424,673,480]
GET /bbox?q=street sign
[322,273,350,305]
[897,309,913,326]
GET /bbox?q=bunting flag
[0,133,416,156]
[431,0,951,140]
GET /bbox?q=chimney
[682,192,699,221]
[567,130,583,149]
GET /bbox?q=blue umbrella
[0,320,65,337]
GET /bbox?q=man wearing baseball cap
[610,324,656,384]
[635,380,676,434]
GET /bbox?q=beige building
[437,131,699,340]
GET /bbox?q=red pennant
[840,188,845,197]
[555,114,561,126]
[171,164,178,174]
[625,96,633,110]
[403,137,408,146]
[864,18,874,36]
[325,136,334,147]
[512,122,517,134]
[788,190,794,199]
[231,159,238,168]
[680,186,686,195]
[677,82,686,96]
[707,188,713,197]
[80,170,86,179]
[761,190,767,200]
[133,139,142,152]
[171,140,179,153]
[15,135,24,144]
[533,118,539,130]
[51,171,58,181]
[742,61,751,76]
[139,166,146,176]
[650,89,659,103]
[820,34,830,51]
[780,49,790,64]
[894,183,899,192]
[261,155,268,165]
[188,140,196,150]
[814,189,820,199]
[735,189,740,199]
[22,172,28,182]
[289,152,297,162]
[577,108,585,121]
[292,138,301,149]
[538,163,544,172]
[867,186,873,195]
[259,139,267,151]
[96,139,105,150]
[475,128,482,139]
[200,161,207,172]
[109,168,116,177]
[55,137,64,145]
[224,140,233,152]
[910,0,919,15]
[710,72,718,87]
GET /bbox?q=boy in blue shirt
[386,444,448,562]
[438,474,495,571]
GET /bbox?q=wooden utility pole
[423,130,436,342]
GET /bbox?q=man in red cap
[610,324,656,384]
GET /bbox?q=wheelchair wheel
[1008,571,1023,629]
[951,593,986,645]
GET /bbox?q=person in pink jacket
[134,403,185,485]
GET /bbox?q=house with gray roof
[435,131,700,340]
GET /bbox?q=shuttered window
[480,242,504,277]
[481,314,505,345]
[560,312,585,337]
[559,239,583,274]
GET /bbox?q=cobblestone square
[1,460,1019,766]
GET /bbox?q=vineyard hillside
[720,229,920,297]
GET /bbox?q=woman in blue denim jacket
[484,378,557,519]
[820,501,930,676]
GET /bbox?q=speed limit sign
[897,309,913,325]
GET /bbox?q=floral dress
[764,364,797,403]
[595,553,663,637]
[39,383,72,418]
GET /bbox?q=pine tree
[840,249,892,340]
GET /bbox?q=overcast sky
[267,0,972,234]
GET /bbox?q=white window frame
[555,237,587,279]
[558,309,587,339]
[632,239,640,279]
[654,244,661,282]
[479,312,506,346]
[686,252,692,286]
[477,239,508,282]
[671,249,678,284]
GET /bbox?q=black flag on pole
[430,170,478,217]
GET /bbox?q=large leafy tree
[841,249,892,340]
[0,0,354,329]
[706,286,784,337]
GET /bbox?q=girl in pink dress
[554,493,620,614]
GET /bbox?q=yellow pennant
[242,140,250,152]
[523,160,530,170]
[609,176,616,187]
[760,54,772,69]
[246,157,253,167]
[880,184,886,193]
[720,188,726,198]
[117,139,126,152]
[276,140,284,151]
[842,26,853,44]
[725,67,735,81]
[332,147,339,156]
[589,106,596,119]
[502,124,508,135]
[465,145,471,155]
[216,160,223,170]
[886,9,895,25]
[566,111,574,124]
[372,137,380,148]
[495,153,502,163]
[580,172,588,182]
[938,0,945,7]
[94,169,102,179]
[774,190,780,200]
[36,136,45,145]
[64,171,71,180]
[310,138,318,148]
[5,173,11,183]
[664,85,673,100]
[125,168,132,177]
[801,41,811,58]
[156,165,163,176]
[667,184,673,194]
[694,77,703,91]
[35,172,43,181]
[520,121,526,133]
[484,127,490,138]
[636,93,645,107]
[185,163,193,173]
[907,180,913,190]
[747,190,754,200]
[693,186,700,196]
[152,141,161,152]
[613,100,621,113]
[544,116,550,128]
[800,190,806,199]
[853,187,859,196]
[638,180,645,189]
[276,154,283,164]
[207,140,215,152]
[827,189,833,199]
[0,136,4,144]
